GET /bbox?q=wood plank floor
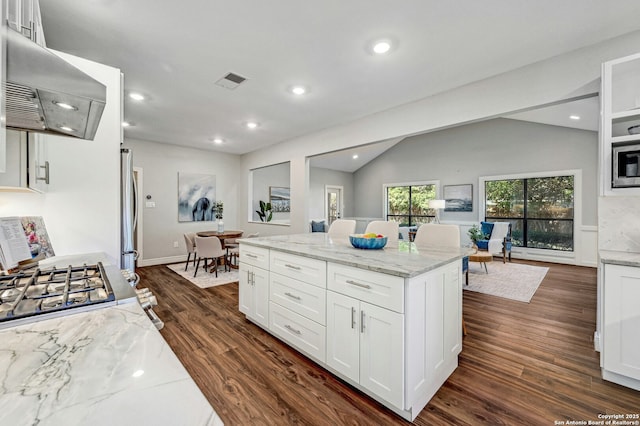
[137,260,640,425]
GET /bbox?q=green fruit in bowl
[364,232,378,238]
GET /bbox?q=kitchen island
[0,302,223,426]
[238,233,469,421]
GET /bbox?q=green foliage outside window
[387,184,436,226]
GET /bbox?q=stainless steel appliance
[121,147,138,276]
[612,141,640,188]
[0,262,137,329]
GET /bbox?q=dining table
[196,230,244,271]
[196,230,243,249]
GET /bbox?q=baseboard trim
[138,255,185,267]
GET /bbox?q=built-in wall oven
[612,141,640,188]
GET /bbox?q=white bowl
[628,125,640,135]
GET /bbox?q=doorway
[325,185,343,225]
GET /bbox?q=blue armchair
[475,221,512,263]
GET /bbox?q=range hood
[4,26,106,140]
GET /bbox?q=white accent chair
[486,222,512,263]
[194,236,227,277]
[327,219,356,239]
[364,220,399,245]
[413,223,461,248]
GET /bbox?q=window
[385,183,437,226]
[484,175,574,251]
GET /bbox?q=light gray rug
[167,263,239,289]
[465,261,548,303]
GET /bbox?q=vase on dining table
[217,220,224,233]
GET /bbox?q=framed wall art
[178,172,216,222]
[269,186,290,212]
[444,184,473,212]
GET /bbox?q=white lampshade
[429,199,446,209]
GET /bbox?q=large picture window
[484,175,574,251]
[385,183,437,226]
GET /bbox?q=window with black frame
[484,175,574,251]
[386,184,436,226]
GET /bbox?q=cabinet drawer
[327,263,404,313]
[270,273,326,325]
[239,245,269,269]
[270,251,326,288]
[269,302,326,363]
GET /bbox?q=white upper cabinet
[600,52,640,196]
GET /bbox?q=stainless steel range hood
[4,26,106,140]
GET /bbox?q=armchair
[475,221,512,263]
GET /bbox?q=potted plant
[256,200,273,222]
[467,224,488,250]
[214,202,224,232]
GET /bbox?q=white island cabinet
[238,233,467,421]
[239,245,270,328]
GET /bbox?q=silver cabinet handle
[360,310,365,333]
[36,161,50,184]
[251,271,255,285]
[245,253,258,258]
[351,307,356,329]
[284,264,301,270]
[346,279,371,289]
[284,292,301,300]
[285,324,301,335]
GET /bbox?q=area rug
[465,261,548,303]
[167,263,239,289]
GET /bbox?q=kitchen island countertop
[599,250,640,268]
[0,303,223,426]
[238,233,471,278]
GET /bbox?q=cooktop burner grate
[0,262,115,322]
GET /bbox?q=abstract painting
[178,173,216,222]
[269,186,290,212]
[444,184,473,212]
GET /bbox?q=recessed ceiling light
[246,122,258,129]
[59,125,74,132]
[569,115,581,120]
[132,369,144,378]
[352,154,359,159]
[129,92,145,101]
[291,86,306,95]
[213,138,223,144]
[53,101,77,110]
[372,40,391,54]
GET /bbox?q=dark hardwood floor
[137,260,640,425]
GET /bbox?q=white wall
[237,30,640,238]
[0,51,122,264]
[308,167,355,220]
[123,138,241,266]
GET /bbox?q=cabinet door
[326,291,359,383]
[252,266,270,328]
[604,264,640,379]
[238,264,253,317]
[444,264,462,356]
[360,301,404,409]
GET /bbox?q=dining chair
[194,236,227,277]
[364,220,399,245]
[327,219,356,239]
[413,223,461,248]
[183,232,197,271]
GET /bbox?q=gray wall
[353,118,598,226]
[251,162,290,223]
[124,138,241,263]
[309,167,355,220]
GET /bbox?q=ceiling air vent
[215,72,247,90]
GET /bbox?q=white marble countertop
[239,233,472,277]
[0,303,223,426]
[600,250,640,267]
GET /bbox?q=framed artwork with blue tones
[178,172,216,222]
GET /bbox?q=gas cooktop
[0,262,119,326]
